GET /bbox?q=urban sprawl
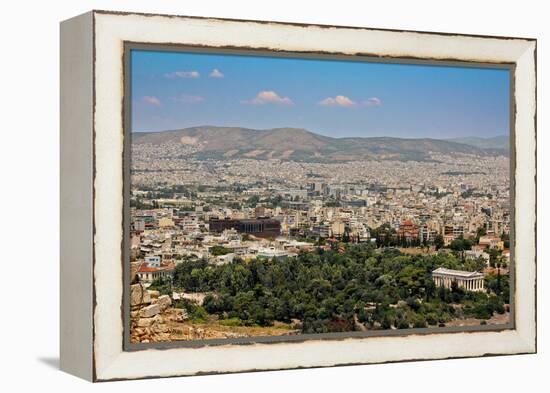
[129,141,510,342]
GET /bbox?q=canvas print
[127,49,512,344]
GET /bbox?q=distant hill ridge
[132,126,509,162]
[446,135,509,151]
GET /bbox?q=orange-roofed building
[397,220,419,242]
[137,260,175,283]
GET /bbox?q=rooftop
[137,261,175,273]
[432,267,484,278]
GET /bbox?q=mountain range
[132,126,509,162]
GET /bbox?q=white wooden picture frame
[60,10,536,381]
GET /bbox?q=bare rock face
[131,284,151,306]
[130,294,180,343]
[157,295,172,311]
[132,313,171,342]
[130,261,141,283]
[152,323,169,334]
[173,308,189,322]
[153,314,164,324]
[140,303,160,318]
[137,318,155,328]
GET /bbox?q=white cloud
[363,97,382,106]
[172,94,205,104]
[318,95,357,107]
[209,69,224,78]
[141,96,161,106]
[241,90,294,105]
[164,70,200,78]
[319,95,382,107]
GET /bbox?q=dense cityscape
[129,134,511,343]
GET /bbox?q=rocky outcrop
[131,284,151,306]
[140,303,160,318]
[173,308,188,323]
[157,295,172,311]
[130,284,189,343]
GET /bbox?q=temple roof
[432,267,484,278]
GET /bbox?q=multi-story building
[397,220,419,242]
[208,217,281,238]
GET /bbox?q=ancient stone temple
[432,267,485,292]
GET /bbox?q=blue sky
[131,49,510,139]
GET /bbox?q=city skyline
[131,49,511,139]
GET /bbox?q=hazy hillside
[446,135,509,154]
[132,126,508,162]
